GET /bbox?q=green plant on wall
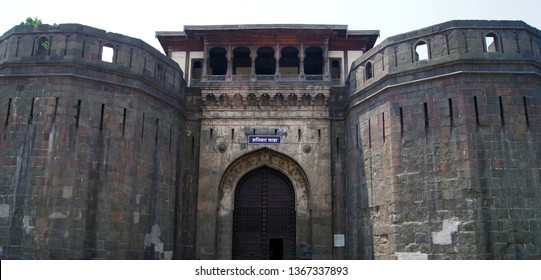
[20,17,42,27]
[40,39,49,50]
[20,17,49,50]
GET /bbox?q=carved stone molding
[203,92,327,108]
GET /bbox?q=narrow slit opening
[336,137,340,156]
[155,119,159,144]
[499,96,505,125]
[355,124,359,148]
[368,119,372,149]
[192,137,195,156]
[4,98,12,127]
[75,99,81,127]
[399,107,404,135]
[523,96,530,127]
[122,108,126,136]
[423,102,429,130]
[53,97,58,123]
[99,104,105,131]
[382,112,385,143]
[474,96,480,125]
[448,98,454,127]
[141,113,145,139]
[169,123,173,152]
[28,98,35,124]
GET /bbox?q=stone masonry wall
[0,24,189,259]
[346,20,541,259]
[195,85,334,259]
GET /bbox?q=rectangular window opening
[231,128,235,140]
[415,42,429,61]
[101,45,114,63]
[298,129,301,142]
[210,128,213,139]
[485,34,498,53]
[318,129,321,142]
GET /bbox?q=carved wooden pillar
[299,44,305,80]
[226,45,233,81]
[250,45,257,81]
[201,39,208,81]
[324,37,330,81]
[274,44,281,80]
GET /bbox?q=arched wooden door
[232,167,296,259]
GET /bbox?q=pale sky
[2,0,540,53]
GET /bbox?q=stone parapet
[348,20,541,101]
[0,24,185,108]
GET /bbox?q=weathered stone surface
[347,20,541,259]
[1,20,540,260]
[0,24,189,259]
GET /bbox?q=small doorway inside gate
[232,167,296,259]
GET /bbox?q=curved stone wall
[0,24,189,259]
[348,20,541,100]
[0,24,185,106]
[346,20,541,259]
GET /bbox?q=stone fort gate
[216,148,311,259]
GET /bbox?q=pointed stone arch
[216,148,311,259]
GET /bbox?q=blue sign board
[248,135,281,144]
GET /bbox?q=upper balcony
[157,24,379,88]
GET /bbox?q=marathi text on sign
[248,135,281,144]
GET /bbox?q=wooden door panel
[232,167,296,259]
